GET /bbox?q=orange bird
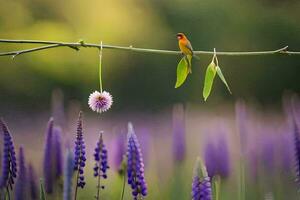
[176,33,194,73]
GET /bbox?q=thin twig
[0,39,299,58]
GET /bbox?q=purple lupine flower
[51,89,66,128]
[135,127,150,167]
[73,111,86,189]
[172,104,186,163]
[204,131,230,179]
[28,164,38,200]
[63,149,74,200]
[0,119,17,190]
[293,119,300,186]
[192,157,212,200]
[114,133,126,173]
[216,134,230,178]
[53,126,63,178]
[93,132,109,199]
[235,100,248,156]
[43,118,55,193]
[260,132,275,173]
[279,128,293,173]
[247,148,259,181]
[127,123,147,199]
[204,139,218,178]
[15,146,27,200]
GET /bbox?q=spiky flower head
[127,123,147,199]
[0,119,17,190]
[192,157,212,200]
[88,91,113,113]
[73,111,86,188]
[93,132,109,179]
[15,146,27,200]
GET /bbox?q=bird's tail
[185,55,193,74]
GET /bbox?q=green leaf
[203,61,217,101]
[216,66,232,94]
[175,57,189,88]
[40,179,46,200]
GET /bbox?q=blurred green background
[0,0,300,113]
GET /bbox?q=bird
[176,33,194,73]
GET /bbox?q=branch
[0,39,299,58]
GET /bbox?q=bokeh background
[0,0,300,113]
[0,0,300,199]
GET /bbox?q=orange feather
[177,33,193,73]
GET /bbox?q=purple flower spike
[63,149,74,200]
[15,146,27,200]
[114,133,126,173]
[192,157,212,200]
[73,111,86,189]
[235,100,248,156]
[293,119,300,187]
[28,164,38,200]
[94,132,109,199]
[53,126,63,178]
[204,140,218,178]
[93,132,109,179]
[0,119,17,190]
[216,134,230,178]
[127,123,147,199]
[261,133,275,172]
[204,133,230,179]
[172,104,186,163]
[43,118,54,193]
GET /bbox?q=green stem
[96,169,101,200]
[239,157,246,200]
[99,41,103,93]
[0,39,299,57]
[212,176,221,200]
[74,170,80,200]
[119,171,126,200]
[5,187,10,200]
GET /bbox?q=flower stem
[99,41,103,93]
[95,150,102,200]
[119,171,126,200]
[239,157,246,200]
[212,175,221,200]
[95,172,101,200]
[74,170,80,200]
[6,186,10,200]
